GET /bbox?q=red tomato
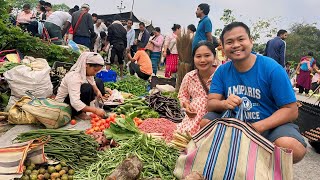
[94,127,100,132]
[90,114,97,118]
[120,114,126,118]
[86,129,94,134]
[70,119,77,125]
[105,123,110,128]
[109,116,115,122]
[109,113,117,119]
[93,118,100,122]
[99,125,105,131]
[90,120,95,124]
[101,119,106,124]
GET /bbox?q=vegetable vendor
[55,52,106,119]
[177,41,218,135]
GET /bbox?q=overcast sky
[50,0,319,42]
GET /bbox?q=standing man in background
[192,3,213,50]
[126,19,136,57]
[265,29,288,67]
[71,4,94,48]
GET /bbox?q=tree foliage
[286,23,320,64]
[0,0,78,64]
[7,0,38,9]
[214,9,278,46]
[52,3,70,11]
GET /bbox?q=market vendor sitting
[55,52,106,119]
[96,62,117,83]
[127,44,153,80]
[177,41,218,135]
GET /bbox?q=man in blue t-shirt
[192,3,213,50]
[201,22,306,163]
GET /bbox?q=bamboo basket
[295,100,320,153]
[176,31,193,92]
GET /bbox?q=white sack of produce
[4,57,53,108]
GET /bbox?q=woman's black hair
[187,24,196,32]
[154,27,161,33]
[308,51,314,57]
[191,41,217,69]
[171,24,181,31]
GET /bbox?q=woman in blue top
[296,52,318,95]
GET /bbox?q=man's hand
[182,102,197,118]
[223,94,242,110]
[162,51,167,57]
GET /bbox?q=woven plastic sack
[7,96,37,125]
[21,95,72,129]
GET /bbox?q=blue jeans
[73,36,91,48]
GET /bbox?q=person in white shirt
[126,19,135,56]
[44,9,73,44]
[55,52,106,119]
[93,19,108,52]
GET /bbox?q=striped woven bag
[174,105,293,180]
[0,138,48,179]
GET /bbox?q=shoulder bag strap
[73,12,86,35]
[197,70,209,95]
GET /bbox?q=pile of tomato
[85,113,117,134]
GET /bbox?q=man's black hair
[92,13,98,17]
[44,2,52,8]
[187,24,196,32]
[23,4,31,10]
[113,14,122,21]
[39,0,46,6]
[74,5,79,11]
[198,3,210,15]
[220,22,251,44]
[139,22,145,27]
[69,8,76,15]
[308,52,314,57]
[277,29,287,37]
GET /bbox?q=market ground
[0,86,319,179]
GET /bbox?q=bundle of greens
[15,129,99,170]
[0,62,20,73]
[104,115,140,141]
[74,134,179,180]
[104,76,149,96]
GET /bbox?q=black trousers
[110,43,125,65]
[129,62,150,80]
[64,78,105,116]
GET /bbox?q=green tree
[286,23,320,64]
[7,0,38,9]
[52,3,70,11]
[214,9,236,37]
[214,9,278,44]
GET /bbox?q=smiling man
[201,22,306,163]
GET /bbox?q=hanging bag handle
[221,101,246,122]
[196,70,209,95]
[73,12,86,35]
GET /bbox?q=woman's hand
[95,108,106,117]
[96,90,103,100]
[182,102,197,118]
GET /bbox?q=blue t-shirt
[192,15,212,50]
[210,55,296,123]
[96,69,117,83]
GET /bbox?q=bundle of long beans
[15,129,99,170]
[146,92,184,123]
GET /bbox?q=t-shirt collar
[199,15,208,23]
